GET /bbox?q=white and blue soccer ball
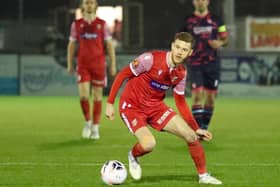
[101,160,127,185]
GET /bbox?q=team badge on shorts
[131,118,138,127]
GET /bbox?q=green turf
[0,96,279,187]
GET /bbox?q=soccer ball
[101,160,127,185]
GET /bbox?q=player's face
[171,39,193,65]
[82,0,97,14]
[193,0,209,13]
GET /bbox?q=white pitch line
[0,162,279,167]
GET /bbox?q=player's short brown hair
[174,32,195,47]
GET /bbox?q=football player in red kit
[67,0,116,139]
[105,32,222,185]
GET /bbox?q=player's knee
[183,131,198,143]
[80,96,89,101]
[192,94,203,104]
[140,136,156,152]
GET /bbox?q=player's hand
[105,102,115,120]
[208,40,223,49]
[195,129,213,141]
[67,65,75,74]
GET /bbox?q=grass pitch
[0,96,279,187]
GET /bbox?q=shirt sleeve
[107,66,134,104]
[172,65,187,95]
[173,92,200,131]
[104,22,112,41]
[173,75,186,95]
[69,22,77,42]
[129,52,154,76]
[217,19,228,38]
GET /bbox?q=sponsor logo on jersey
[193,26,213,34]
[81,32,98,39]
[150,80,170,91]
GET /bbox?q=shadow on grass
[122,174,196,186]
[162,141,225,153]
[37,139,96,150]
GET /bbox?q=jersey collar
[166,52,175,68]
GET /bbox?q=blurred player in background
[67,0,116,139]
[179,0,228,130]
[105,32,222,184]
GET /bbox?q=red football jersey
[121,51,187,107]
[69,17,111,68]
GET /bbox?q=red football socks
[131,143,151,157]
[80,99,90,121]
[188,140,207,174]
[93,101,102,124]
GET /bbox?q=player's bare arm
[106,40,117,76]
[67,40,76,74]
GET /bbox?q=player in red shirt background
[67,0,116,139]
[105,32,222,185]
[179,0,229,130]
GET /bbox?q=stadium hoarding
[246,17,280,52]
[1,53,279,97]
[20,55,77,95]
[0,54,18,94]
[219,54,280,97]
[220,54,280,85]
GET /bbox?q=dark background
[1,0,280,53]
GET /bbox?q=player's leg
[163,115,222,184]
[119,102,155,180]
[203,90,216,129]
[189,66,206,129]
[78,82,92,138]
[89,65,106,139]
[90,86,103,139]
[203,62,220,129]
[128,127,156,180]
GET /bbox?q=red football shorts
[76,65,106,87]
[119,100,176,133]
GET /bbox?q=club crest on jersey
[158,70,163,76]
[96,24,101,29]
[171,76,178,82]
[207,19,213,24]
[132,60,139,68]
